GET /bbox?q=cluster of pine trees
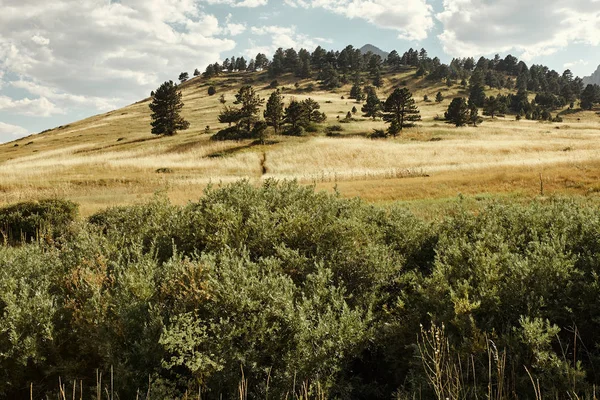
[153,44,600,137]
[212,86,327,140]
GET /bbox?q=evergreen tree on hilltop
[469,72,486,107]
[318,63,340,89]
[178,72,189,83]
[149,81,190,136]
[254,53,268,70]
[269,48,285,77]
[382,88,421,136]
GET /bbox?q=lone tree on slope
[149,81,190,136]
[436,91,444,103]
[382,87,421,136]
[445,97,470,127]
[264,90,285,134]
[234,85,265,132]
[362,90,381,119]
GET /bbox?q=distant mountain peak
[583,64,600,86]
[359,44,389,60]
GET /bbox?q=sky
[1,0,600,142]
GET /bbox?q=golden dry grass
[2,69,600,215]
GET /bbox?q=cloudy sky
[1,0,600,142]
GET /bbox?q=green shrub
[211,126,252,141]
[0,199,78,244]
[368,128,388,138]
[4,185,600,399]
[283,125,304,136]
[304,123,319,133]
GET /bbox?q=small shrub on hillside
[269,80,279,88]
[304,123,319,133]
[325,125,343,136]
[283,125,304,136]
[211,127,252,141]
[208,86,216,96]
[369,129,388,138]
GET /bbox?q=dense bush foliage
[0,199,78,244]
[3,182,600,398]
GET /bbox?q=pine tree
[581,84,600,110]
[264,90,284,133]
[233,86,264,131]
[193,69,200,77]
[302,98,325,122]
[349,83,363,101]
[218,106,241,126]
[284,99,309,129]
[373,70,383,88]
[178,72,189,83]
[204,64,215,78]
[445,97,469,127]
[484,96,500,118]
[436,91,444,103]
[362,90,381,120]
[469,73,486,107]
[469,102,481,126]
[297,58,311,79]
[235,57,247,71]
[382,88,421,136]
[149,81,190,136]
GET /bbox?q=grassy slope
[1,68,600,216]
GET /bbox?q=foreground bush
[0,199,78,244]
[2,182,600,399]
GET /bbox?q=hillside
[1,66,600,215]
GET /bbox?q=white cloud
[202,0,268,7]
[11,80,118,111]
[224,14,247,36]
[437,0,600,60]
[248,25,331,56]
[31,35,50,46]
[0,0,238,117]
[0,122,29,137]
[564,59,589,69]
[284,0,434,41]
[0,95,64,117]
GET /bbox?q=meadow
[2,69,600,215]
